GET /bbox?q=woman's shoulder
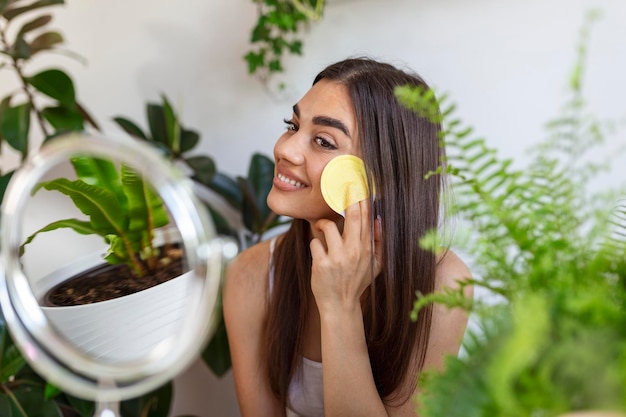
[224,234,284,304]
[435,249,473,296]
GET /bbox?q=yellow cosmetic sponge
[321,155,371,215]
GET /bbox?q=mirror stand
[94,401,120,417]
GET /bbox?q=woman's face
[267,79,360,223]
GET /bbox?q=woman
[224,57,472,417]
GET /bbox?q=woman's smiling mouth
[277,173,306,188]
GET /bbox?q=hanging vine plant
[244,0,325,84]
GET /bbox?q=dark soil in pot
[43,245,185,306]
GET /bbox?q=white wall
[2,0,625,416]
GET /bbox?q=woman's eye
[283,118,297,131]
[315,137,336,149]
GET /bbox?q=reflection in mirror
[18,154,191,363]
[0,134,233,405]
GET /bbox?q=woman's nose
[274,133,305,165]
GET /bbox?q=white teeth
[278,173,305,188]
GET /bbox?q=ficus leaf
[112,117,148,141]
[27,69,75,106]
[41,105,83,131]
[146,103,167,146]
[179,128,199,153]
[2,0,64,21]
[28,30,63,54]
[0,102,30,155]
[16,14,52,37]
[11,35,31,59]
[206,172,243,210]
[247,153,274,221]
[185,155,215,185]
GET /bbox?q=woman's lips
[273,170,307,190]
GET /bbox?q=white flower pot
[34,251,193,363]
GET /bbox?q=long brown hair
[265,57,443,408]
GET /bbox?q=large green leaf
[34,178,126,236]
[120,164,169,234]
[19,218,97,255]
[179,128,199,153]
[41,105,83,131]
[161,95,178,152]
[185,155,215,185]
[146,103,167,146]
[0,396,11,417]
[247,153,275,222]
[70,157,126,208]
[0,103,30,155]
[207,172,243,210]
[27,69,75,106]
[238,177,261,233]
[10,384,63,417]
[2,0,64,21]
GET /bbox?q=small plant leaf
[160,95,178,152]
[11,35,31,59]
[27,69,75,106]
[29,31,63,54]
[179,128,199,153]
[41,105,83,131]
[112,117,148,141]
[185,155,215,185]
[206,172,243,210]
[146,103,167,146]
[0,102,30,155]
[2,0,64,21]
[247,153,274,221]
[16,14,52,37]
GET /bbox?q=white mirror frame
[0,133,236,402]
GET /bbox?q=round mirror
[0,133,237,410]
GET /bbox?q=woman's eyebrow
[292,103,352,138]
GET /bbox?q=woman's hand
[310,199,383,314]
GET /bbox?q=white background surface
[2,1,625,416]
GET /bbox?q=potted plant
[398,12,626,417]
[111,97,291,375]
[0,0,300,414]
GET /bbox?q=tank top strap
[268,236,277,297]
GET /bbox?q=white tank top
[269,237,325,417]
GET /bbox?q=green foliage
[20,156,170,277]
[0,0,97,187]
[245,0,324,83]
[112,96,289,376]
[400,12,626,416]
[113,96,288,247]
